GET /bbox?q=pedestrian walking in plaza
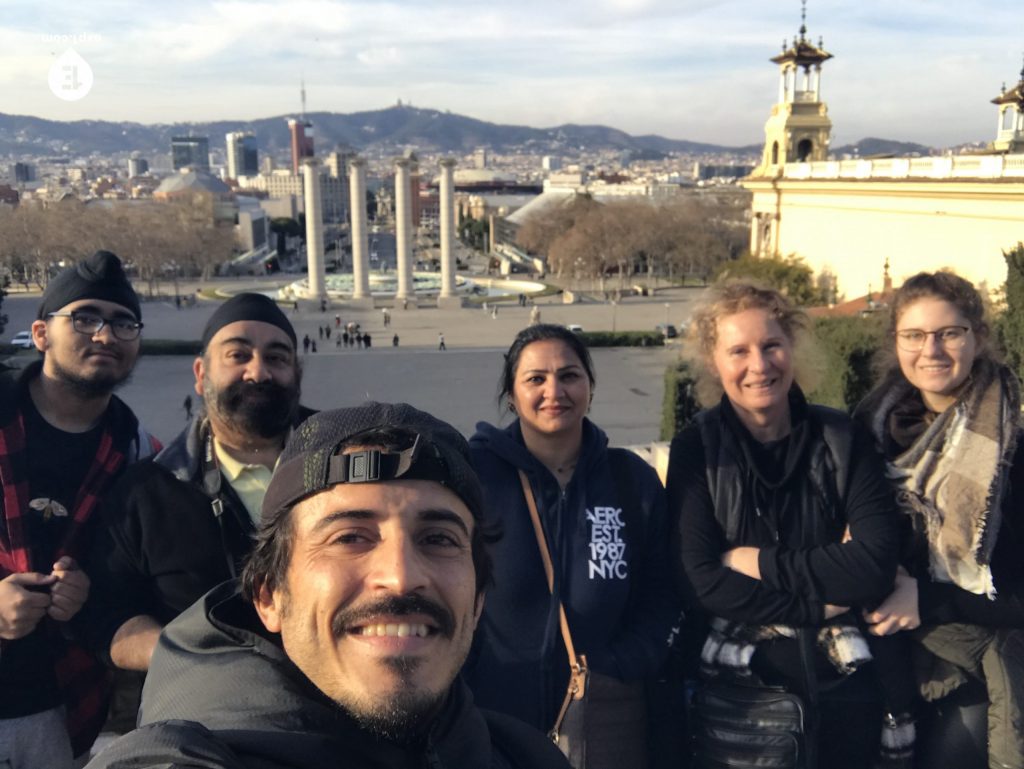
[318,326,323,341]
[302,334,310,353]
[438,332,446,351]
[183,394,193,420]
[342,331,349,347]
[392,333,399,347]
[334,314,340,328]
[311,340,317,353]
[529,305,541,325]
[363,332,372,349]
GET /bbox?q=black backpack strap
[695,407,745,542]
[806,405,855,533]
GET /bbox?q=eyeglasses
[895,325,970,353]
[47,310,144,341]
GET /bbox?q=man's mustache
[331,594,455,639]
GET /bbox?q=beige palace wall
[745,178,1024,297]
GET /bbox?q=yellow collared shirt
[213,439,277,526]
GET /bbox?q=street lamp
[664,302,670,328]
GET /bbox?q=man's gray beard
[49,356,131,398]
[339,657,445,744]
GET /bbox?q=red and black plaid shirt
[0,361,160,756]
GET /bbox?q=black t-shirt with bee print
[0,395,101,719]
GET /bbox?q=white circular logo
[48,48,93,102]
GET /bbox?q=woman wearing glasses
[856,271,1024,769]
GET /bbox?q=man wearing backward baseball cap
[83,292,315,686]
[87,403,569,769]
[0,251,160,768]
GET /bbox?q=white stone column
[302,158,326,301]
[348,157,373,307]
[436,157,461,308]
[394,157,414,302]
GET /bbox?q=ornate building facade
[742,13,1024,296]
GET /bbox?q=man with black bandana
[0,250,159,768]
[82,293,314,675]
[85,403,568,769]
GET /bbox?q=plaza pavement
[3,279,704,447]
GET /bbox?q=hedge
[805,315,886,410]
[0,339,205,359]
[141,339,203,355]
[659,314,887,439]
[660,361,700,441]
[579,331,664,347]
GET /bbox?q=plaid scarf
[0,362,159,756]
[700,616,872,678]
[858,358,1020,598]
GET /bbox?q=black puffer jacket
[80,409,314,662]
[669,391,900,625]
[84,582,570,769]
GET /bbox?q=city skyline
[3,0,1022,149]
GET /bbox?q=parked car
[566,324,584,334]
[655,323,678,339]
[9,331,33,349]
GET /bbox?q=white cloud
[1,0,1021,146]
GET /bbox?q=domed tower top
[771,1,833,71]
[752,1,834,175]
[991,55,1024,153]
[771,0,833,103]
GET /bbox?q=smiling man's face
[254,477,482,738]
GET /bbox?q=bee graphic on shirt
[29,498,69,521]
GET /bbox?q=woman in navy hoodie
[464,324,677,769]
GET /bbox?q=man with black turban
[82,293,314,681]
[0,251,159,767]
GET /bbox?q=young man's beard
[50,357,132,398]
[205,378,300,438]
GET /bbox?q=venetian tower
[753,1,833,175]
[992,57,1024,154]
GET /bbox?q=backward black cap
[201,293,297,351]
[38,250,141,320]
[261,402,482,524]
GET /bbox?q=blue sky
[2,0,1022,147]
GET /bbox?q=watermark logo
[48,48,93,102]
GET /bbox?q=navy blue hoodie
[464,418,678,731]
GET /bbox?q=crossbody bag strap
[517,470,589,737]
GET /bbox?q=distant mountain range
[0,106,931,162]
[832,137,933,158]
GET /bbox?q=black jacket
[669,392,899,626]
[463,418,677,730]
[80,408,314,662]
[84,582,569,769]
